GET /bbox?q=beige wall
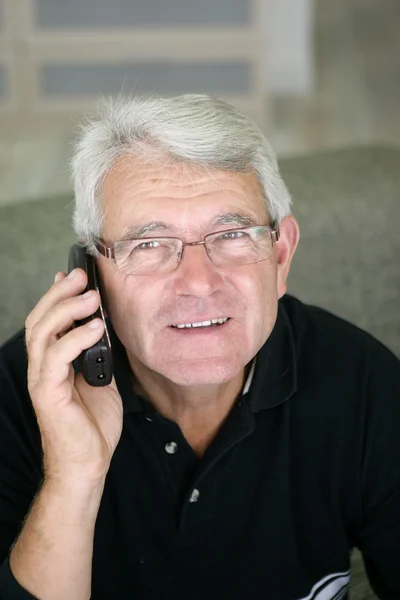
[0,0,269,129]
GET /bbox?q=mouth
[169,317,231,330]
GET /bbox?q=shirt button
[189,489,200,503]
[165,441,178,455]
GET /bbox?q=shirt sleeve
[0,336,44,599]
[355,341,400,599]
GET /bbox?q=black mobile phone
[68,244,113,386]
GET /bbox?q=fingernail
[81,290,93,299]
[54,272,61,283]
[88,319,100,329]
[67,269,76,279]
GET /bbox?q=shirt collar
[244,299,298,412]
[109,297,297,415]
[242,357,256,395]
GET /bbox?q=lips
[170,317,229,329]
[168,318,232,333]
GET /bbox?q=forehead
[101,155,267,238]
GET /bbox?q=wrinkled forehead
[100,154,268,240]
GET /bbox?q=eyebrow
[119,213,260,240]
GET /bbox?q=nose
[173,242,224,296]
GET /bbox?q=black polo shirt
[0,294,399,600]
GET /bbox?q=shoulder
[278,297,400,533]
[0,329,41,438]
[278,294,400,424]
[0,329,27,377]
[280,294,399,370]
[0,330,43,492]
[0,330,30,409]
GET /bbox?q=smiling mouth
[170,317,230,329]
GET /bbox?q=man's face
[97,156,298,387]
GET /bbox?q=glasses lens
[114,238,181,275]
[206,227,273,266]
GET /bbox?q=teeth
[173,317,228,329]
[193,320,211,327]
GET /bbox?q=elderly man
[0,94,399,600]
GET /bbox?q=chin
[153,356,246,387]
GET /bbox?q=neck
[128,359,250,457]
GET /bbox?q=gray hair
[71,93,292,254]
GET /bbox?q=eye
[136,240,161,250]
[219,230,247,240]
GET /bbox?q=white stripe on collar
[242,358,256,395]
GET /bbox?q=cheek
[240,262,277,305]
[241,264,278,335]
[107,276,164,349]
[96,263,153,353]
[98,269,139,330]
[109,278,144,324]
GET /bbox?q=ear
[274,215,300,299]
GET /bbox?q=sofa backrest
[1,146,399,356]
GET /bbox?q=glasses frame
[94,224,280,273]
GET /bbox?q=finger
[54,272,66,283]
[54,273,75,340]
[54,274,67,335]
[76,375,121,436]
[27,290,101,385]
[76,374,118,403]
[26,268,88,347]
[30,318,105,399]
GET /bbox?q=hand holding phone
[24,260,123,486]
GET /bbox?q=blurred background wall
[0,0,399,204]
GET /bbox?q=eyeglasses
[94,224,280,276]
